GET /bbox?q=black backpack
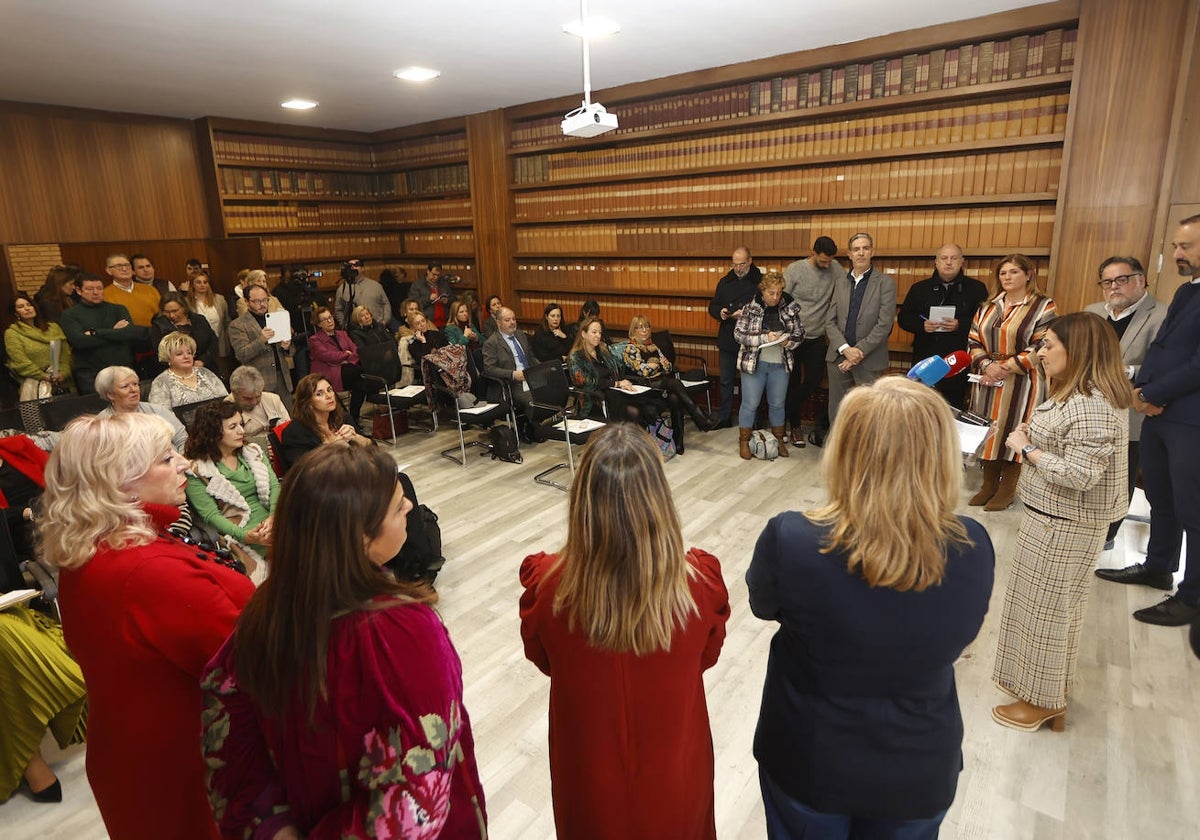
[489,425,522,463]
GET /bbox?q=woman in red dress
[40,413,255,840]
[520,423,730,840]
[202,443,486,839]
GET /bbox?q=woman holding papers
[520,423,729,839]
[747,377,993,838]
[623,315,718,454]
[992,312,1130,732]
[967,254,1057,510]
[568,316,662,424]
[5,291,74,399]
[734,271,805,459]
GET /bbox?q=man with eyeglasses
[1083,257,1166,552]
[60,272,143,395]
[897,243,988,410]
[229,285,295,408]
[708,246,762,428]
[1096,216,1200,627]
[102,253,160,328]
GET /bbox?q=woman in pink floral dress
[201,444,486,839]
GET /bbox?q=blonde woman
[234,270,284,317]
[520,423,730,839]
[40,413,254,839]
[747,377,994,837]
[993,312,1132,732]
[186,272,231,373]
[147,331,229,407]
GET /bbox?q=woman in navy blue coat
[747,376,994,839]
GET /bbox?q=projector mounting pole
[580,0,593,107]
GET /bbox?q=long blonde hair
[39,414,174,569]
[552,423,697,654]
[806,377,971,591]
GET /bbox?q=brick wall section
[7,244,64,293]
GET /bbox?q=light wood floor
[5,423,1198,839]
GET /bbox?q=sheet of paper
[613,384,652,394]
[387,385,426,397]
[928,305,956,331]
[956,420,991,455]
[265,311,292,343]
[553,418,605,434]
[460,402,500,415]
[0,589,38,611]
[758,334,788,348]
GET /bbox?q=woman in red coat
[520,423,730,840]
[40,413,255,840]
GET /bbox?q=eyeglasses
[731,261,749,269]
[107,262,132,270]
[1097,273,1143,288]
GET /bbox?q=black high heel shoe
[28,778,63,803]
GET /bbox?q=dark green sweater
[60,300,142,371]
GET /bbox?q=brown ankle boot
[772,426,789,457]
[984,461,1022,510]
[969,459,1002,506]
[738,428,753,460]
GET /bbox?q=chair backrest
[173,396,228,430]
[650,330,678,365]
[527,361,569,408]
[267,420,291,476]
[37,392,109,431]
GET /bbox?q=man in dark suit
[707,246,761,428]
[1084,256,1166,550]
[482,307,542,441]
[1096,218,1200,626]
[825,232,896,423]
[897,243,988,409]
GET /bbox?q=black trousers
[1141,418,1200,603]
[785,337,827,429]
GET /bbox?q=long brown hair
[569,315,606,361]
[552,423,697,654]
[233,444,430,718]
[806,377,971,592]
[991,253,1044,299]
[1044,311,1135,408]
[292,374,344,436]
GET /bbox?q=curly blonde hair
[39,414,174,570]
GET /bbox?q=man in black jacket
[707,246,761,427]
[897,243,988,409]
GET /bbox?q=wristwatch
[1021,444,1037,457]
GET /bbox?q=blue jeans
[760,768,947,840]
[738,360,789,428]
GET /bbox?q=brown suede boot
[968,459,1002,506]
[738,428,753,460]
[985,461,1022,511]
[772,426,789,457]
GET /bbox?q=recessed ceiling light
[562,17,620,38]
[281,98,318,110]
[393,67,441,82]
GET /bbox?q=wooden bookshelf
[198,117,476,276]
[504,22,1076,365]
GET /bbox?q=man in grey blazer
[1085,256,1166,549]
[825,232,896,422]
[483,307,542,440]
[229,285,295,409]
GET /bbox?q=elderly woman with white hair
[96,364,188,452]
[39,413,254,839]
[147,331,228,408]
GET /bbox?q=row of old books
[400,231,476,255]
[513,93,1068,184]
[509,28,1076,147]
[223,199,472,233]
[515,207,1056,256]
[514,257,1048,298]
[259,233,405,262]
[219,165,469,199]
[212,132,466,170]
[513,148,1061,222]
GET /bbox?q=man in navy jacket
[1096,215,1200,626]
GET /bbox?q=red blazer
[58,503,254,840]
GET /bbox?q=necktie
[507,334,528,368]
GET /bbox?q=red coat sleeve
[519,552,555,676]
[687,548,730,671]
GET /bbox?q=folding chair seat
[421,349,518,467]
[527,361,607,491]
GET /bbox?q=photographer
[408,262,456,328]
[332,258,391,330]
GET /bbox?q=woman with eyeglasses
[967,254,1058,510]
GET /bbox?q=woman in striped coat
[967,254,1057,510]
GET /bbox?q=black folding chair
[422,352,518,467]
[652,329,714,413]
[527,361,607,491]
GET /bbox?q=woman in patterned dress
[992,312,1132,731]
[967,254,1057,510]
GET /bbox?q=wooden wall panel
[466,110,513,305]
[1050,0,1193,312]
[0,103,212,244]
